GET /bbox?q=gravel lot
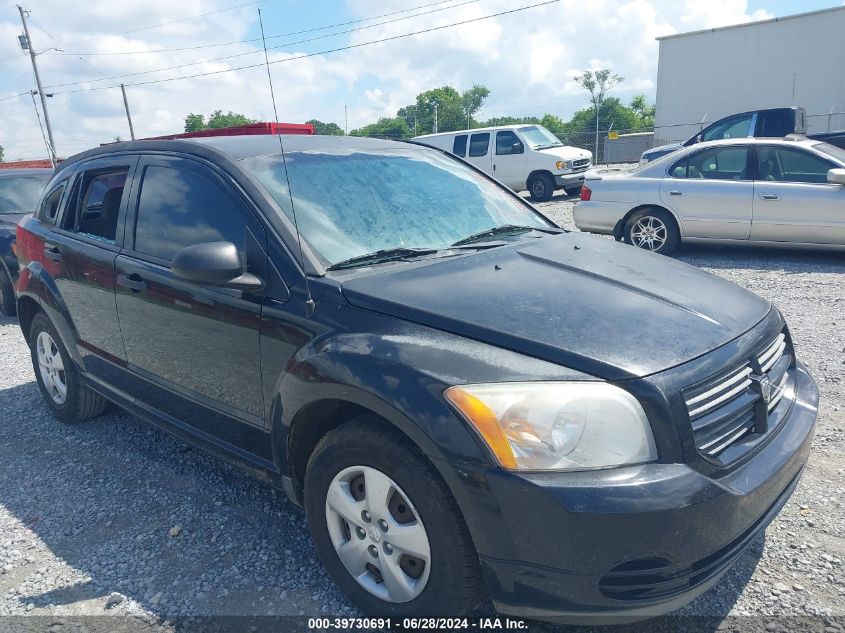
[1,193,843,632]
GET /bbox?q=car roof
[56,134,423,172]
[0,168,54,179]
[415,124,535,139]
[687,137,820,150]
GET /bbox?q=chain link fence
[552,128,655,165]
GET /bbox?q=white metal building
[653,5,845,145]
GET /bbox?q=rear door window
[701,114,754,142]
[65,169,129,244]
[672,147,749,180]
[452,135,468,157]
[468,133,490,157]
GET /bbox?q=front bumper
[463,363,818,623]
[554,171,589,188]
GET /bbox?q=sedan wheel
[623,208,680,255]
[630,215,668,251]
[36,331,67,405]
[325,465,431,603]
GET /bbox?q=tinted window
[133,164,245,262]
[0,177,49,214]
[68,169,128,244]
[39,183,65,223]
[701,114,753,142]
[496,131,524,155]
[452,135,468,157]
[672,147,749,180]
[243,148,553,267]
[758,110,794,137]
[468,133,490,157]
[757,146,835,184]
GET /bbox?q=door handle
[117,273,148,293]
[43,244,63,262]
[760,194,780,200]
[668,190,683,196]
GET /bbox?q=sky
[0,0,842,160]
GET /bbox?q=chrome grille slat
[684,331,792,460]
[687,378,753,418]
[685,366,751,408]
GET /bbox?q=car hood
[538,146,592,162]
[339,233,770,380]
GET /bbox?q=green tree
[460,84,491,129]
[539,113,567,135]
[629,95,655,127]
[398,86,464,135]
[183,110,255,132]
[184,113,206,132]
[481,115,540,127]
[306,119,345,136]
[349,117,410,139]
[563,97,641,133]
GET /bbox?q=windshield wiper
[534,142,563,150]
[450,224,561,247]
[327,247,439,271]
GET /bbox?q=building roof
[414,123,536,139]
[0,160,54,170]
[656,4,845,41]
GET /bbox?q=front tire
[0,268,15,317]
[304,418,485,617]
[527,173,554,202]
[623,207,680,255]
[29,312,108,423]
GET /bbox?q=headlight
[445,382,656,471]
[555,160,570,170]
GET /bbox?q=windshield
[242,148,554,267]
[517,126,563,149]
[0,176,49,214]
[813,142,845,165]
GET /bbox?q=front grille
[572,158,591,170]
[683,332,793,460]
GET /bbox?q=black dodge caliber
[15,135,818,622]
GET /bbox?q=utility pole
[594,95,600,164]
[344,105,348,135]
[433,102,438,133]
[18,5,56,163]
[120,84,136,140]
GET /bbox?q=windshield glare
[0,177,49,214]
[517,126,562,149]
[242,148,554,267]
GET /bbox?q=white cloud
[0,0,773,160]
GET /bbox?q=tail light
[580,184,592,201]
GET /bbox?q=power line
[48,0,463,57]
[56,0,267,49]
[41,0,479,89]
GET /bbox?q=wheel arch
[526,169,555,189]
[612,203,683,240]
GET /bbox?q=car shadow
[0,372,765,631]
[675,243,845,274]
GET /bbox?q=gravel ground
[1,194,843,632]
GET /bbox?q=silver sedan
[574,137,845,255]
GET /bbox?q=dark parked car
[15,136,818,622]
[641,106,845,163]
[0,168,53,315]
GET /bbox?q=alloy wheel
[325,465,431,603]
[36,331,67,405]
[630,215,668,251]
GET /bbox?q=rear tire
[304,417,485,617]
[623,207,680,255]
[527,173,554,202]
[29,312,108,423]
[0,268,15,317]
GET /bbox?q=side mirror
[827,168,845,185]
[172,241,264,291]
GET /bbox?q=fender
[16,261,85,368]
